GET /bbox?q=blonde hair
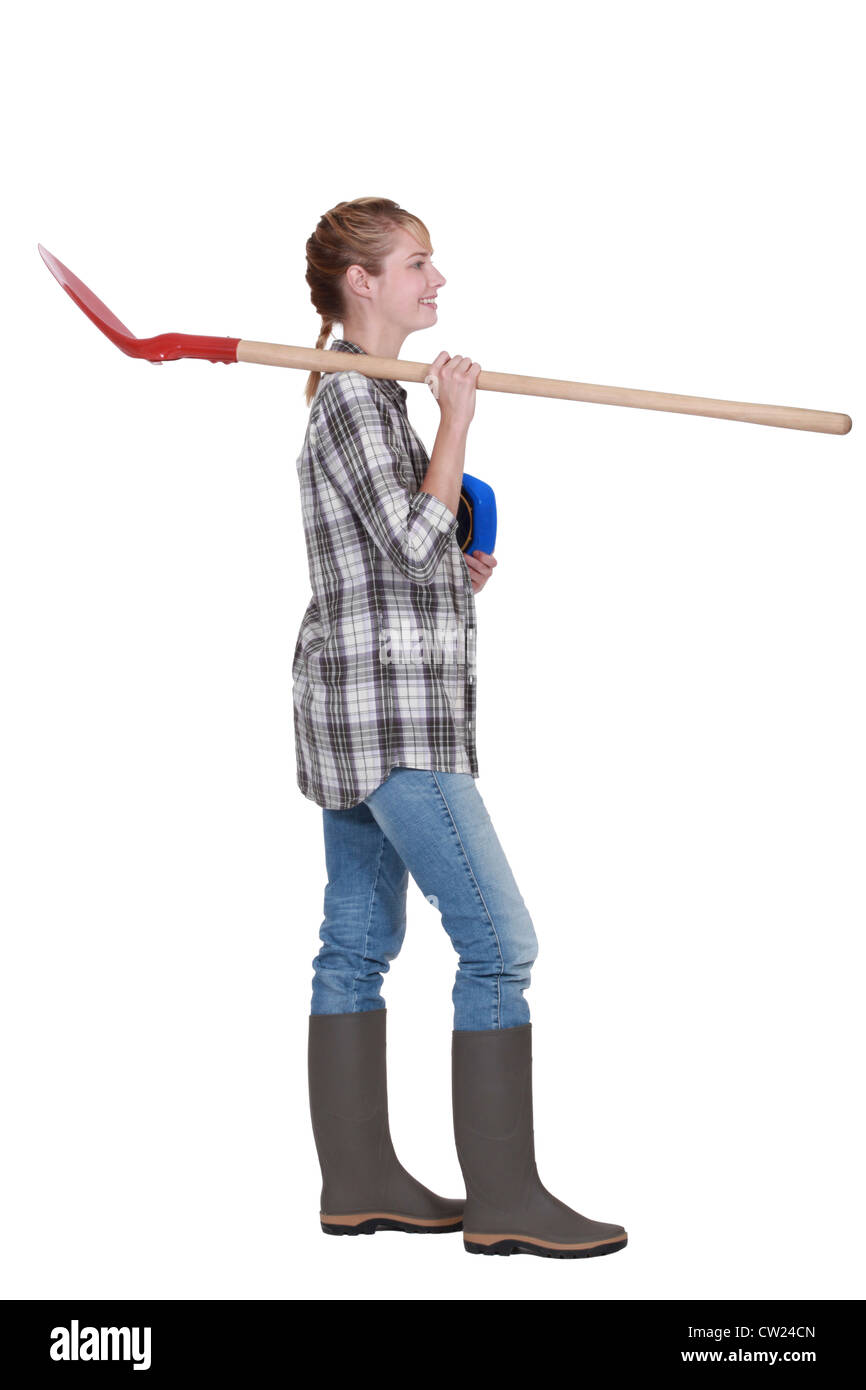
[303,196,432,408]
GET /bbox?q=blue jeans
[310,768,539,1030]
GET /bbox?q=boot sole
[321,1211,463,1236]
[464,1231,628,1258]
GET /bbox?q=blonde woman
[295,197,626,1259]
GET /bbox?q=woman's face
[347,226,446,336]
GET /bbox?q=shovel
[38,244,851,436]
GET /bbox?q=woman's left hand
[464,550,498,594]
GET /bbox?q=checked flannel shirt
[292,339,479,810]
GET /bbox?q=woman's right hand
[425,351,482,429]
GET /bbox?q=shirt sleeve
[314,369,459,586]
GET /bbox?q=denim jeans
[310,768,539,1030]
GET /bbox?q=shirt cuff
[410,489,460,537]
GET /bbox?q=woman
[295,197,627,1259]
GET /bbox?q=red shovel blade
[38,244,240,364]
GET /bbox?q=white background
[3,0,863,1302]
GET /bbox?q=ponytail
[304,316,335,408]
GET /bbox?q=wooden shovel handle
[236,341,851,436]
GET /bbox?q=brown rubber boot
[308,1007,464,1236]
[452,1023,628,1258]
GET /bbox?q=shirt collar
[328,339,408,409]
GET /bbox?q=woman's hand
[464,549,497,594]
[425,351,482,430]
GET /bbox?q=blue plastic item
[457,472,497,555]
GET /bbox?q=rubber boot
[308,1007,464,1236]
[452,1022,628,1258]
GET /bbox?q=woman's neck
[338,323,407,360]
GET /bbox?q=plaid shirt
[292,339,478,810]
